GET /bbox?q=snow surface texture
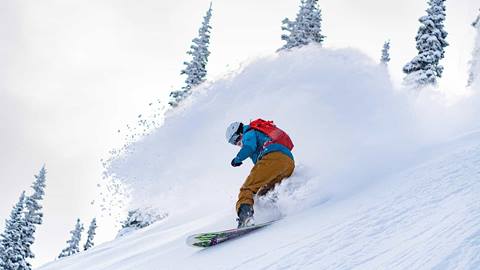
[40,46,480,269]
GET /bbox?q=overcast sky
[0,0,477,267]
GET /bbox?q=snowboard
[186,220,276,248]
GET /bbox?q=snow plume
[106,46,478,223]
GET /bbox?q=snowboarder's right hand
[231,158,242,167]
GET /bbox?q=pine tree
[117,208,167,238]
[380,40,391,65]
[0,242,4,265]
[0,192,29,270]
[279,0,325,51]
[467,9,480,87]
[22,166,47,266]
[403,0,448,89]
[169,3,213,107]
[83,218,97,251]
[58,219,84,259]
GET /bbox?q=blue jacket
[233,125,294,165]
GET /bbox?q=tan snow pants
[236,152,295,213]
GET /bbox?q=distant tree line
[167,0,479,106]
[0,167,98,269]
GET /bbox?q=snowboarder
[226,119,295,228]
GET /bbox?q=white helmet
[226,122,242,144]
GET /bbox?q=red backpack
[248,119,294,151]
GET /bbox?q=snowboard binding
[237,204,255,228]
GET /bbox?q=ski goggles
[228,133,241,145]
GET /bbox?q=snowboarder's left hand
[231,158,242,167]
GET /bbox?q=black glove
[231,158,242,167]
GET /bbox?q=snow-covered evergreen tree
[169,3,213,107]
[117,208,167,238]
[22,166,47,266]
[467,9,480,87]
[0,242,4,265]
[403,0,448,89]
[279,0,325,51]
[0,192,29,270]
[58,219,84,259]
[83,218,97,251]
[380,40,391,65]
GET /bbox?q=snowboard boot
[237,203,255,228]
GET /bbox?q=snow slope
[39,46,480,269]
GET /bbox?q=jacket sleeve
[234,131,257,162]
